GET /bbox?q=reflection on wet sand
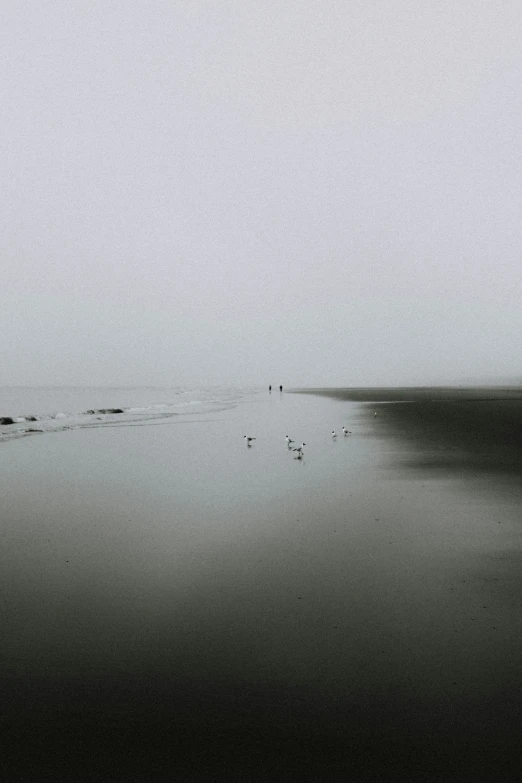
[297,387,522,478]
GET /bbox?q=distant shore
[293,387,522,478]
[291,385,522,402]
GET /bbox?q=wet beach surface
[297,386,522,477]
[1,389,521,780]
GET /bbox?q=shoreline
[290,384,522,405]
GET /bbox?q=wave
[0,389,249,445]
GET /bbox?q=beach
[1,388,521,781]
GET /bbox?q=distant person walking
[279,385,283,392]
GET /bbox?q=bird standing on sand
[342,426,351,435]
[285,435,295,446]
[331,430,337,439]
[292,443,306,456]
[244,436,256,445]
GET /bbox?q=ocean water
[0,385,254,444]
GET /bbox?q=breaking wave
[0,387,251,445]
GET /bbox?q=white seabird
[285,435,295,446]
[331,430,337,439]
[342,427,351,435]
[244,436,256,445]
[292,442,306,456]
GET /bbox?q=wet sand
[295,386,522,477]
[1,390,521,781]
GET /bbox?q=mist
[2,1,521,387]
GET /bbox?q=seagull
[292,442,306,456]
[244,435,256,445]
[331,430,337,439]
[285,435,295,446]
[342,427,351,435]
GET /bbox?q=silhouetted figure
[279,385,283,392]
[269,385,272,392]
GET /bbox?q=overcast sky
[2,1,521,387]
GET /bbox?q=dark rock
[0,417,15,425]
[84,408,124,415]
[25,415,38,422]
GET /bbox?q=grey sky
[2,1,521,386]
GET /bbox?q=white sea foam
[0,386,254,445]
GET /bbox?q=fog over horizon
[2,2,521,388]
